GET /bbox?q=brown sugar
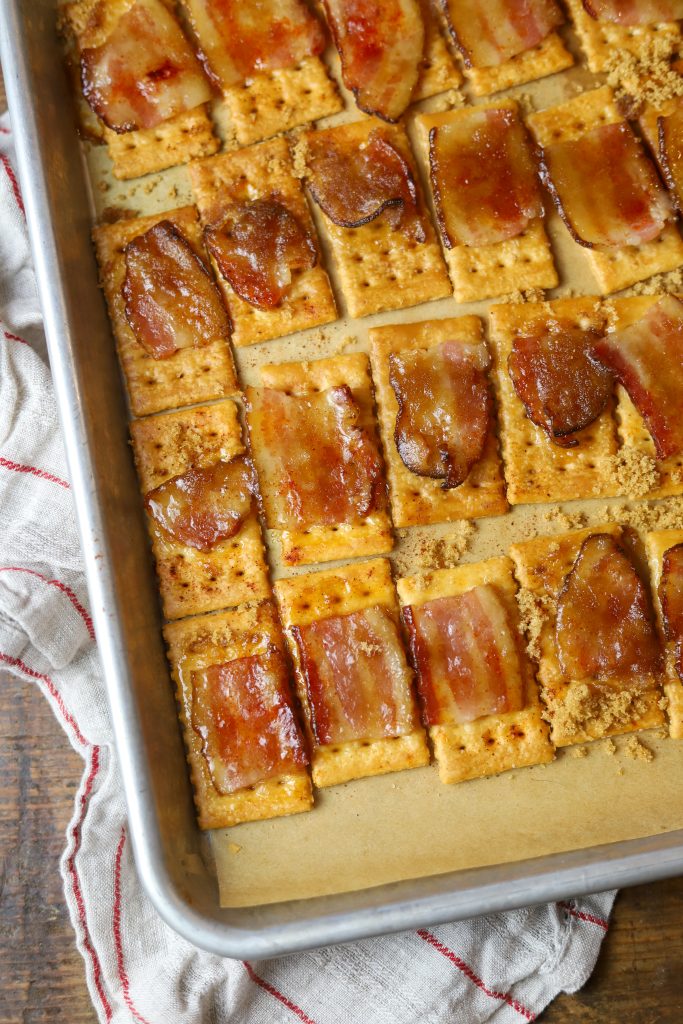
[625,736,655,762]
[393,521,475,576]
[547,683,651,742]
[604,38,683,113]
[609,447,659,498]
[515,587,553,662]
[606,495,683,532]
[621,267,683,297]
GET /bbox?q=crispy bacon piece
[539,121,672,249]
[145,456,255,550]
[292,605,417,745]
[592,294,683,459]
[389,339,492,488]
[441,0,564,68]
[81,0,211,133]
[404,585,525,726]
[181,0,325,90]
[583,0,683,24]
[191,651,308,795]
[429,107,543,248]
[507,319,613,447]
[658,102,683,212]
[204,198,317,310]
[323,0,425,121]
[556,534,662,683]
[247,386,385,530]
[660,543,683,681]
[306,128,425,240]
[122,220,230,359]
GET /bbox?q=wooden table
[2,671,683,1023]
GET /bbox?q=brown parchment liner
[75,15,683,908]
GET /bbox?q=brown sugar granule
[572,745,588,758]
[542,508,588,531]
[607,495,683,531]
[515,587,553,663]
[603,738,617,756]
[609,447,659,498]
[547,683,651,741]
[605,38,683,114]
[625,735,655,762]
[621,267,683,297]
[392,521,475,576]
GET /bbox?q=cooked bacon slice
[191,651,307,795]
[556,534,662,683]
[323,0,424,121]
[507,319,613,447]
[403,585,525,727]
[247,386,385,530]
[81,0,211,133]
[658,102,683,212]
[181,0,325,90]
[660,543,683,681]
[441,0,564,68]
[123,220,230,359]
[292,606,417,745]
[592,294,683,459]
[389,339,491,488]
[204,198,317,310]
[539,121,672,248]
[306,128,425,240]
[583,0,683,24]
[429,107,543,248]
[145,456,255,550]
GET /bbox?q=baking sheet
[75,20,683,909]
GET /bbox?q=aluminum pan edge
[2,0,682,960]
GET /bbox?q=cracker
[219,57,343,148]
[368,316,508,527]
[488,297,620,505]
[412,0,463,101]
[396,557,553,784]
[527,86,683,294]
[164,601,312,828]
[130,400,271,620]
[274,558,429,787]
[413,102,558,302]
[510,525,665,746]
[300,121,451,318]
[465,32,573,98]
[246,352,394,566]
[188,137,337,346]
[93,206,238,417]
[606,295,683,499]
[645,529,683,739]
[565,0,682,73]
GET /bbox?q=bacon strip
[403,585,525,727]
[145,456,255,550]
[180,0,325,90]
[583,0,683,24]
[660,543,683,681]
[292,605,417,745]
[441,0,564,68]
[556,533,662,683]
[246,386,385,530]
[592,294,683,459]
[539,121,671,248]
[81,0,211,133]
[306,128,425,240]
[429,107,543,248]
[389,339,492,488]
[323,0,425,121]
[204,198,317,310]
[191,651,307,794]
[658,102,683,212]
[507,319,613,447]
[123,220,230,358]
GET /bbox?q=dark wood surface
[1,669,682,1023]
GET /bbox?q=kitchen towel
[0,112,615,1024]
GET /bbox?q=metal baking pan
[3,0,683,959]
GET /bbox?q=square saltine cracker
[369,315,508,526]
[527,86,683,295]
[413,100,558,302]
[397,556,554,784]
[188,136,338,346]
[646,529,683,739]
[130,400,271,620]
[164,601,313,829]
[245,352,394,566]
[299,120,451,318]
[275,558,429,787]
[488,296,620,505]
[93,206,239,417]
[565,0,682,73]
[511,525,665,747]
